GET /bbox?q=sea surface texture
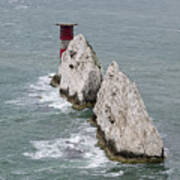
[0,0,180,179]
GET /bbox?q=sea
[0,0,180,179]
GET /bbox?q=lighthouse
[56,23,78,59]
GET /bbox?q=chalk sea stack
[93,61,164,163]
[58,34,102,110]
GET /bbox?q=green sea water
[0,0,180,179]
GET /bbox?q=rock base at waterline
[59,88,95,110]
[90,115,164,164]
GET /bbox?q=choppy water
[0,0,180,179]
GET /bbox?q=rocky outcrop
[93,61,164,163]
[50,74,61,87]
[58,34,102,110]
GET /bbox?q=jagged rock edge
[89,115,164,164]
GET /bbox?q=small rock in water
[93,61,164,163]
[58,34,102,110]
[50,74,61,87]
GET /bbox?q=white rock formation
[58,34,102,109]
[93,61,164,163]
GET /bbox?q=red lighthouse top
[56,23,78,40]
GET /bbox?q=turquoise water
[0,0,180,179]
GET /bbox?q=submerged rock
[93,61,164,163]
[58,34,102,110]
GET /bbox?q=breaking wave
[5,73,71,113]
[23,120,110,168]
[28,74,71,112]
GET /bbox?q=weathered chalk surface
[93,61,164,163]
[58,34,102,110]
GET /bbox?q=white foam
[23,136,84,160]
[5,99,23,106]
[160,168,174,175]
[49,100,70,112]
[29,75,53,92]
[29,74,71,112]
[77,125,109,168]
[24,121,111,169]
[23,140,63,160]
[103,170,124,177]
[21,75,111,167]
[84,142,109,168]
[15,5,28,10]
[5,73,71,112]
[11,170,28,175]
